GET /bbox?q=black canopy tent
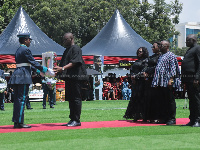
[82,9,153,56]
[0,6,65,56]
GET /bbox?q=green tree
[0,0,16,33]
[0,0,183,47]
[141,0,183,43]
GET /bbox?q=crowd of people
[1,32,200,128]
[103,77,131,100]
[121,35,200,128]
[123,40,181,125]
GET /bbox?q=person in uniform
[54,32,88,127]
[9,33,48,128]
[42,78,55,109]
[0,69,5,111]
[182,34,200,127]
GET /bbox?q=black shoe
[143,119,147,122]
[192,122,200,127]
[50,106,54,108]
[158,120,167,124]
[132,119,138,122]
[182,121,194,126]
[14,123,31,128]
[66,121,81,127]
[166,120,176,125]
[43,105,46,109]
[27,107,33,110]
[61,120,73,126]
[0,108,5,111]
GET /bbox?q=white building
[175,22,200,48]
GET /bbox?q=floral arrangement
[0,77,7,93]
[53,52,57,67]
[42,77,57,90]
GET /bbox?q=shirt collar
[20,44,27,47]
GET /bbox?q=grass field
[1,99,200,150]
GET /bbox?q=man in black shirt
[54,33,88,127]
[182,34,200,127]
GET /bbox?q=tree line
[0,0,183,52]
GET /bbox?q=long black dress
[123,58,148,120]
[143,53,161,121]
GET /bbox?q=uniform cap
[17,33,32,40]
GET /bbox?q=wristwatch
[62,67,64,71]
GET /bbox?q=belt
[16,63,31,67]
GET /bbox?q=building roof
[0,6,65,56]
[82,9,153,56]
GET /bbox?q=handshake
[45,68,56,77]
[40,66,64,77]
[39,68,55,78]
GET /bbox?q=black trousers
[12,84,29,123]
[65,80,83,122]
[26,97,31,108]
[42,84,54,107]
[0,92,4,109]
[156,86,176,121]
[185,82,200,122]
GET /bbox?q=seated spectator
[103,81,110,100]
[103,78,117,100]
[111,78,119,100]
[115,81,122,100]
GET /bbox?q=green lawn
[1,99,200,150]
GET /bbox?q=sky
[148,0,200,23]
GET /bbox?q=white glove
[45,68,55,77]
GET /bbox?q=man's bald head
[64,33,74,39]
[186,34,197,47]
[160,40,170,54]
[161,40,170,47]
[187,34,197,42]
[63,32,74,47]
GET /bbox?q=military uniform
[9,33,47,127]
[0,69,5,110]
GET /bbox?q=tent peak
[0,6,65,55]
[82,9,153,56]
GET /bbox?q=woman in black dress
[123,47,149,121]
[143,42,161,122]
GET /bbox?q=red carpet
[0,118,190,133]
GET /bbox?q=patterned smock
[152,51,181,89]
